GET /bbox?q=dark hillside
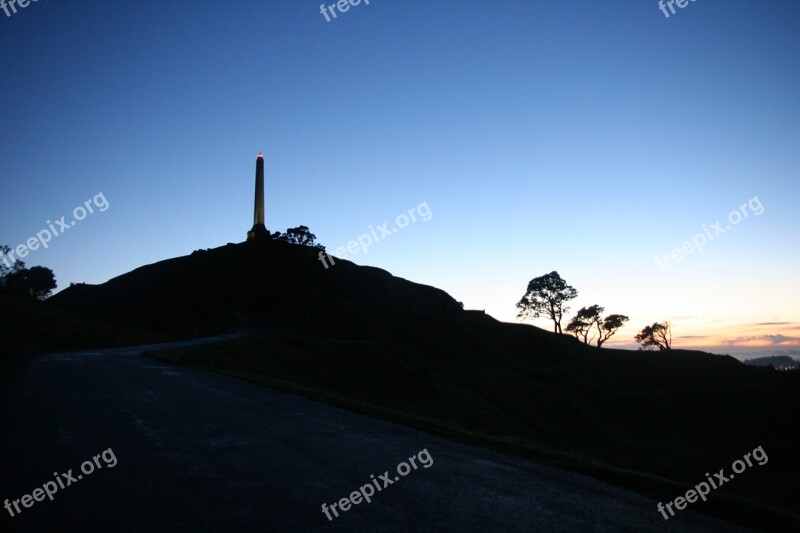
[48,240,462,336]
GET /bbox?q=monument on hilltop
[247,153,269,241]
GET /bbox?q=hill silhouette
[744,355,799,369]
[46,240,800,531]
[49,240,463,336]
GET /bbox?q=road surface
[0,340,751,532]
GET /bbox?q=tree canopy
[516,271,578,334]
[597,314,629,348]
[566,305,629,348]
[274,226,325,251]
[634,322,672,351]
[566,305,603,344]
[0,246,57,301]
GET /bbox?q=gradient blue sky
[1,1,798,359]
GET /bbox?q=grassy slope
[0,295,168,382]
[152,315,800,532]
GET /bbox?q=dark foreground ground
[0,341,749,532]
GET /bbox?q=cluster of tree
[516,271,671,351]
[269,226,325,251]
[0,245,57,301]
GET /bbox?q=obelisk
[247,153,269,241]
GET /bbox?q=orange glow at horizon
[600,320,800,355]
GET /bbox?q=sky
[1,0,798,360]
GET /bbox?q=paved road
[1,341,750,532]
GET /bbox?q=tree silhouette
[0,252,57,301]
[566,305,603,344]
[0,245,25,279]
[596,314,629,348]
[634,322,672,351]
[0,245,8,277]
[276,226,326,251]
[516,271,578,334]
[566,305,629,348]
[1,244,25,298]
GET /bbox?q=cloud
[754,321,791,326]
[762,334,798,344]
[721,334,800,346]
[677,335,710,340]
